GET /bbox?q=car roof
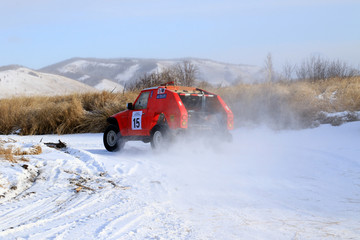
[143,85,209,94]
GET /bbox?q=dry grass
[0,147,15,162]
[0,139,42,163]
[0,78,359,134]
[13,145,42,156]
[214,76,360,128]
[0,91,139,135]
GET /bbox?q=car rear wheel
[103,124,125,152]
[150,125,168,150]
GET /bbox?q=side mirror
[126,103,133,110]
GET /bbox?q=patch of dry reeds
[0,91,139,135]
[215,76,360,128]
[0,78,359,134]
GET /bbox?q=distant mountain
[0,66,97,99]
[40,58,263,88]
[0,58,264,99]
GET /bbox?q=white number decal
[132,111,142,130]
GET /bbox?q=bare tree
[327,59,359,78]
[125,60,199,90]
[158,67,177,83]
[313,56,328,80]
[296,55,359,81]
[264,53,275,82]
[296,56,329,81]
[295,60,307,80]
[281,61,296,81]
[173,60,199,86]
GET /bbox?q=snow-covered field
[0,123,360,239]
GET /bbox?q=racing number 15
[132,111,142,130]
[133,118,140,128]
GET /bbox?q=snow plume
[222,85,304,129]
[220,83,316,129]
[219,77,360,129]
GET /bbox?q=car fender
[106,117,118,126]
[109,110,130,136]
[149,113,167,131]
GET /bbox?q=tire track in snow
[0,137,192,239]
[96,209,145,239]
[0,183,126,237]
[0,142,122,238]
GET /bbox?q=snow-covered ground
[0,122,360,239]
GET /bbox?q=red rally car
[103,83,234,152]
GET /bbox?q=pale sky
[1,0,359,70]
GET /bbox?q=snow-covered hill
[40,57,263,87]
[94,79,124,93]
[1,122,360,239]
[0,66,97,99]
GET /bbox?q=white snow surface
[0,122,360,239]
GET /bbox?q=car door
[128,90,151,136]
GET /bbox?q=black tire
[103,124,125,152]
[150,125,168,150]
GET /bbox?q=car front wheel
[103,124,125,152]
